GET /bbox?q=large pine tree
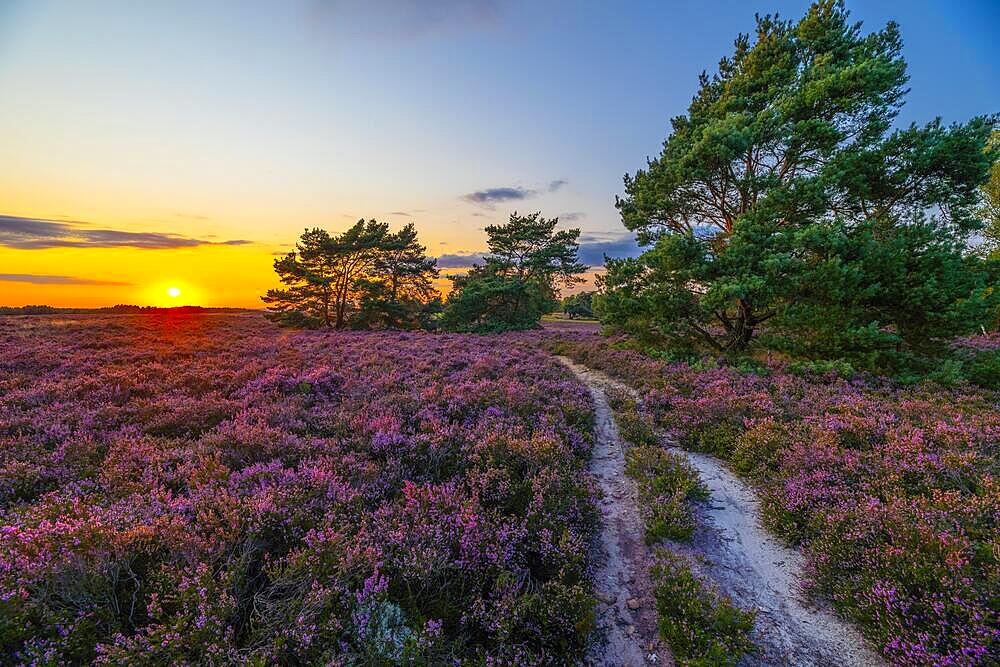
[604,0,997,365]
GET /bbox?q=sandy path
[559,357,882,667]
[558,357,666,666]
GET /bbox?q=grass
[606,378,758,665]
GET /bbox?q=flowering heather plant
[0,313,598,664]
[549,335,1000,665]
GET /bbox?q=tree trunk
[731,298,755,351]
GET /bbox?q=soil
[558,357,667,666]
[559,357,883,667]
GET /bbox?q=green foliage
[731,419,795,484]
[561,291,595,319]
[625,446,709,543]
[691,422,743,458]
[650,549,756,667]
[606,390,659,448]
[787,358,857,379]
[980,130,1000,256]
[442,212,586,332]
[959,350,1000,390]
[263,221,439,329]
[601,0,998,370]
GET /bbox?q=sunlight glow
[167,286,181,298]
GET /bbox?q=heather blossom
[0,313,598,664]
[550,335,999,665]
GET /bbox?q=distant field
[0,313,598,664]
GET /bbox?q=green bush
[624,446,708,543]
[606,390,659,448]
[731,419,794,483]
[650,549,756,667]
[963,350,1000,389]
[787,359,857,379]
[692,423,742,458]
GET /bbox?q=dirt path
[559,357,882,667]
[558,357,666,666]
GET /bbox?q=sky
[1,0,997,307]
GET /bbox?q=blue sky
[0,1,997,305]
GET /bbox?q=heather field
[550,335,1000,665]
[3,313,1000,666]
[0,313,599,664]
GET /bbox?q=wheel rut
[559,356,882,667]
[558,357,666,666]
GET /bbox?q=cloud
[462,187,536,206]
[435,252,488,268]
[388,211,412,217]
[0,273,132,286]
[0,215,252,250]
[576,232,642,266]
[462,178,569,208]
[560,211,586,221]
[433,231,640,270]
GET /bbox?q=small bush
[692,422,743,458]
[731,419,793,483]
[606,389,659,448]
[625,446,708,543]
[787,358,857,379]
[650,549,756,667]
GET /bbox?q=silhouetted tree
[356,223,439,329]
[263,220,438,329]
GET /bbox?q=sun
[166,286,182,299]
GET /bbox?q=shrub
[624,446,708,543]
[650,549,756,667]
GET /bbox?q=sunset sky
[1,0,997,307]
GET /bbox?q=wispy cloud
[461,179,568,209]
[462,187,536,206]
[388,211,412,217]
[0,273,132,286]
[560,211,585,221]
[0,215,252,250]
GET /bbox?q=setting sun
[167,286,181,299]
